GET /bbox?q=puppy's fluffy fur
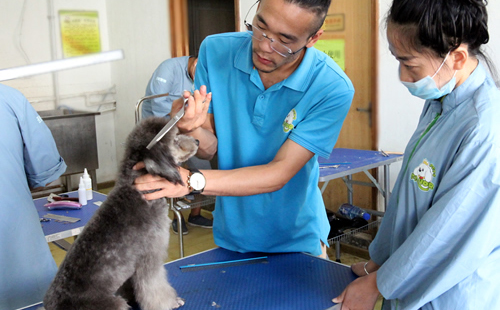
[43,117,198,310]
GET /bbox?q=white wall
[1,0,116,184]
[0,0,170,185]
[376,0,500,192]
[106,0,171,168]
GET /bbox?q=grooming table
[34,191,107,250]
[320,148,403,210]
[320,148,403,262]
[19,247,357,310]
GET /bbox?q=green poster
[315,39,345,71]
[59,11,101,58]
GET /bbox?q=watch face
[190,172,206,190]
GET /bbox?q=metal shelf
[327,219,382,262]
[173,195,216,211]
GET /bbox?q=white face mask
[401,52,457,100]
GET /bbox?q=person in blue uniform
[0,84,67,309]
[142,55,213,234]
[134,0,354,258]
[333,0,500,309]
[142,55,198,119]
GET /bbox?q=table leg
[65,175,73,191]
[335,240,341,263]
[383,165,390,211]
[90,169,98,192]
[170,198,184,258]
[320,180,330,194]
[347,175,353,204]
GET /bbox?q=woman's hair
[387,0,497,80]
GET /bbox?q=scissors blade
[146,98,187,150]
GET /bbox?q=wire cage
[327,219,382,262]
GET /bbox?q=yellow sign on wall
[59,11,101,58]
[315,39,346,71]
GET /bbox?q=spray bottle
[78,177,87,206]
[82,168,93,200]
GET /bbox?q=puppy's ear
[143,158,183,185]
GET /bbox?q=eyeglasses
[243,0,306,58]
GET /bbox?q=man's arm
[134,138,314,199]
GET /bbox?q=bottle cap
[362,213,371,220]
[79,177,85,188]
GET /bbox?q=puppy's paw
[173,297,185,309]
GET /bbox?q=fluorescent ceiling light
[0,50,124,81]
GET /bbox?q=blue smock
[195,32,354,255]
[370,62,500,309]
[142,56,194,118]
[0,84,66,309]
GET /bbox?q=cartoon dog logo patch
[283,109,297,133]
[411,159,436,192]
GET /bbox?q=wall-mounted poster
[59,11,101,58]
[315,39,346,71]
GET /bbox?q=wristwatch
[187,168,206,195]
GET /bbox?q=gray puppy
[43,117,198,310]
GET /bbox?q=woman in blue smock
[0,84,66,309]
[333,0,500,309]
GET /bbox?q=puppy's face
[144,126,199,182]
[124,117,199,185]
[168,130,199,164]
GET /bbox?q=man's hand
[133,162,190,200]
[171,85,212,134]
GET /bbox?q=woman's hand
[332,272,380,310]
[133,162,190,200]
[351,260,380,277]
[171,85,212,134]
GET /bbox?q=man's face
[250,0,320,74]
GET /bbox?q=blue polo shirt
[195,32,354,255]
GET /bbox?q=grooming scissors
[146,98,188,150]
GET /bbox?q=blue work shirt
[142,56,194,118]
[370,62,500,309]
[0,84,66,309]
[195,32,354,256]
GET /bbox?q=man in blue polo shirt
[142,56,197,119]
[135,0,354,257]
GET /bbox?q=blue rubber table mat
[319,148,403,181]
[20,248,357,310]
[155,248,356,310]
[34,191,106,239]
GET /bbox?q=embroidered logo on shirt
[156,77,167,83]
[36,115,43,123]
[283,109,297,133]
[411,159,436,192]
